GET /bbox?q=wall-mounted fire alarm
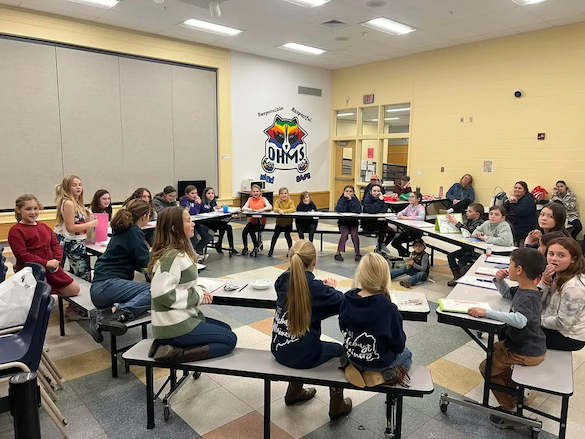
[537,133,545,140]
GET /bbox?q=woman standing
[504,181,537,242]
[551,180,581,239]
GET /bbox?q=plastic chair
[23,262,46,282]
[0,247,7,283]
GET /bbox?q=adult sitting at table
[524,202,568,248]
[443,174,475,214]
[393,176,411,196]
[362,174,385,203]
[551,180,582,240]
[503,181,538,242]
[362,184,395,256]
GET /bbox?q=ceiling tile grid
[1,0,584,69]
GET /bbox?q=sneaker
[89,310,104,343]
[267,251,273,257]
[379,245,390,255]
[399,280,412,289]
[447,278,458,287]
[229,248,239,255]
[355,254,362,262]
[488,412,526,430]
[197,254,209,263]
[335,254,344,261]
[241,247,249,256]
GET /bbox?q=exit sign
[363,94,374,104]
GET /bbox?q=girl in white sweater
[147,206,237,363]
[472,205,514,247]
[539,237,585,351]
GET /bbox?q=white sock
[447,208,454,213]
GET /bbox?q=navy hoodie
[362,193,388,231]
[504,195,537,237]
[296,201,318,229]
[339,289,406,370]
[271,270,344,369]
[335,195,362,227]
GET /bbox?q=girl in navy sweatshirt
[295,191,318,242]
[362,184,396,255]
[335,185,362,262]
[271,239,352,421]
[339,252,412,388]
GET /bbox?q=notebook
[438,299,492,314]
[485,255,510,265]
[196,278,227,293]
[391,292,429,312]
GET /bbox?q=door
[334,141,356,200]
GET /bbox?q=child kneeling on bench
[468,248,547,429]
[148,206,237,363]
[340,253,412,388]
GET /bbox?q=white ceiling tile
[514,22,553,33]
[19,0,107,19]
[97,9,171,32]
[388,7,451,28]
[428,39,459,49]
[315,0,380,24]
[455,14,513,35]
[566,0,585,14]
[548,14,585,26]
[335,44,381,58]
[487,6,545,27]
[377,34,427,50]
[109,1,187,24]
[482,28,520,39]
[331,23,392,41]
[471,0,519,14]
[426,23,480,40]
[346,0,411,15]
[408,45,434,54]
[157,26,227,44]
[399,28,454,46]
[526,0,583,22]
[348,40,405,55]
[455,35,487,45]
[0,0,21,6]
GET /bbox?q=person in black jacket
[503,181,537,242]
[271,240,352,421]
[339,253,412,388]
[335,185,362,262]
[362,174,385,203]
[295,191,318,242]
[362,184,396,255]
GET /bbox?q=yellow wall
[332,23,585,217]
[0,5,233,231]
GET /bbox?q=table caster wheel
[164,405,171,421]
[193,371,201,379]
[529,427,540,439]
[476,331,483,338]
[440,402,448,413]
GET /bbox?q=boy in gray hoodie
[472,205,514,247]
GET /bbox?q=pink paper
[86,213,109,244]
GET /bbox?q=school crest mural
[261,115,309,174]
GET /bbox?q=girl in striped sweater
[147,206,237,363]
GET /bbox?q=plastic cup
[223,204,229,213]
[486,244,493,257]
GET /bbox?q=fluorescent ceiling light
[68,0,118,8]
[337,112,355,117]
[361,18,415,35]
[386,107,410,112]
[182,19,242,36]
[510,0,546,5]
[372,117,401,122]
[283,0,331,7]
[279,42,325,55]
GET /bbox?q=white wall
[231,52,332,196]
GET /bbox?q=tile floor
[0,218,579,438]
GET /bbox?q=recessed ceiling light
[361,17,416,35]
[386,107,411,112]
[510,0,546,5]
[181,19,242,36]
[337,112,355,116]
[68,0,118,8]
[279,42,326,55]
[283,0,331,7]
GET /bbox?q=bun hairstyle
[14,194,42,221]
[286,240,317,337]
[148,206,197,274]
[110,199,150,233]
[353,253,391,300]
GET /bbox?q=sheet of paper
[456,275,498,290]
[436,213,463,234]
[460,237,483,243]
[400,220,436,228]
[438,299,492,313]
[391,292,429,312]
[475,267,499,276]
[197,278,226,293]
[486,255,511,265]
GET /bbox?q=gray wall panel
[0,39,63,208]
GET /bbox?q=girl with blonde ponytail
[271,240,352,421]
[89,199,152,343]
[339,253,412,389]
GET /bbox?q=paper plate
[250,279,271,290]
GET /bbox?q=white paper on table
[438,299,492,313]
[475,267,499,276]
[456,275,498,290]
[402,220,436,228]
[486,256,511,265]
[196,278,226,293]
[391,292,429,312]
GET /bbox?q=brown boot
[153,344,211,363]
[284,382,316,406]
[344,364,366,388]
[363,366,411,388]
[153,345,183,362]
[180,345,211,363]
[447,267,462,287]
[148,339,161,358]
[329,387,352,421]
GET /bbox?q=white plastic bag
[0,267,37,328]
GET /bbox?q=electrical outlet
[441,167,444,172]
[460,117,464,123]
[469,116,474,122]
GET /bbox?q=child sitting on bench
[468,248,547,429]
[147,206,237,363]
[339,253,411,388]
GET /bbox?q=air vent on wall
[318,19,347,29]
[298,86,322,97]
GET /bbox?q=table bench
[512,350,574,439]
[421,236,461,265]
[123,339,434,439]
[57,274,151,378]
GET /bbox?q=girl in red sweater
[8,194,80,299]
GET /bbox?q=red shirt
[8,222,63,272]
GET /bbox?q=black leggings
[391,229,423,257]
[569,219,583,240]
[296,220,317,242]
[242,222,262,249]
[542,327,585,352]
[450,198,472,213]
[269,225,293,253]
[206,220,234,248]
[363,221,396,245]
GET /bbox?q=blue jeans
[191,223,213,254]
[159,317,237,359]
[314,341,345,367]
[90,278,151,319]
[391,267,428,285]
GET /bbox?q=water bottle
[439,186,444,198]
[486,244,493,257]
[416,186,421,193]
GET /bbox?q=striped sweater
[150,250,206,340]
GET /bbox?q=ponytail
[110,199,150,233]
[286,240,316,337]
